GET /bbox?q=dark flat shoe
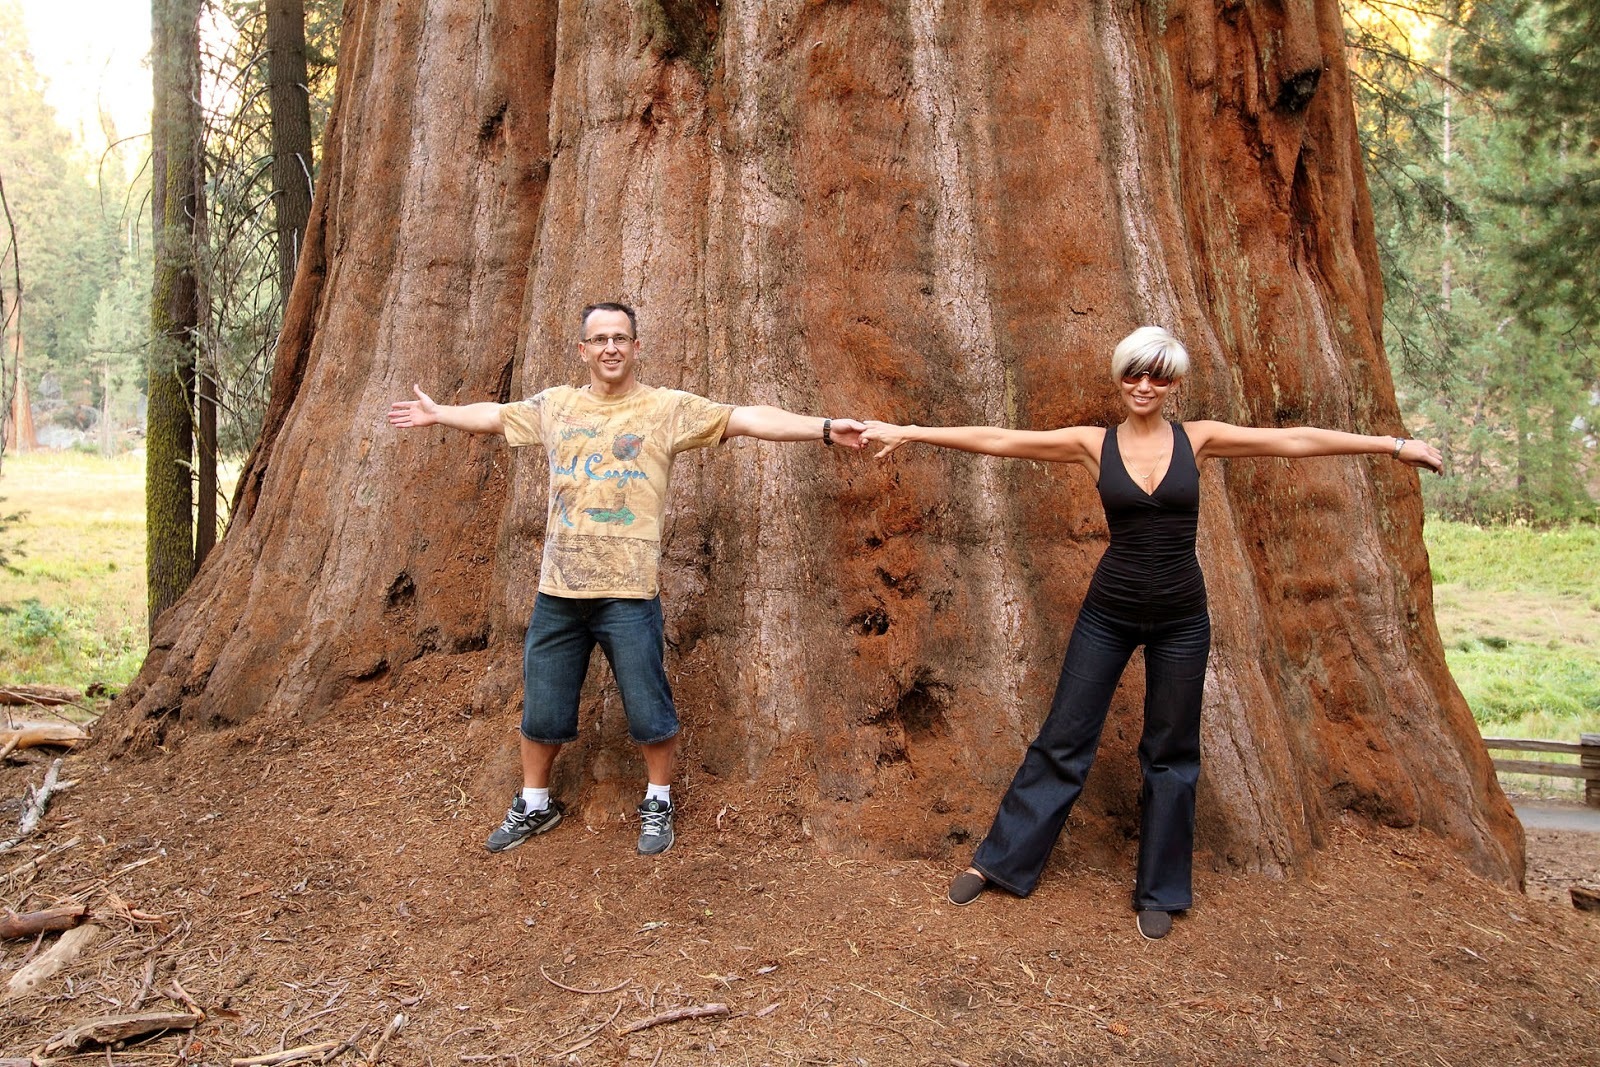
[1136,909,1173,940]
[948,871,987,906]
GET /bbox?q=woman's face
[1118,369,1175,416]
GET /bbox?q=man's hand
[861,420,914,459]
[388,385,440,428]
[828,418,867,450]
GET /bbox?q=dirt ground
[2,669,1598,1066]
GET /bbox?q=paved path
[1515,803,1600,833]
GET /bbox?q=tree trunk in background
[267,0,314,299]
[105,0,1524,888]
[147,0,202,628]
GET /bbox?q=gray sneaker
[485,797,564,853]
[636,798,675,855]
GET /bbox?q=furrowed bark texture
[105,0,1522,886]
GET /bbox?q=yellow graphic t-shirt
[500,384,733,599]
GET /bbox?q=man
[388,301,864,856]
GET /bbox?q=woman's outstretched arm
[1187,421,1443,473]
[861,421,1102,466]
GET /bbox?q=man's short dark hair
[581,301,638,338]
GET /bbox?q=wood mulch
[1,670,1597,1065]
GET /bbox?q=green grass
[1425,518,1600,798]
[0,451,148,692]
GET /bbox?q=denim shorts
[520,593,679,745]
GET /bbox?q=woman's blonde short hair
[1111,326,1190,382]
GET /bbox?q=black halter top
[1081,421,1208,622]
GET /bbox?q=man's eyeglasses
[1121,370,1174,387]
[582,334,636,349]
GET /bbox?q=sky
[15,0,153,163]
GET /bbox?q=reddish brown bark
[104,0,1522,887]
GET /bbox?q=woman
[861,327,1442,940]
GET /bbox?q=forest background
[0,0,1595,769]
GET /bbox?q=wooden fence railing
[1481,733,1600,809]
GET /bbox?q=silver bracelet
[1392,437,1406,459]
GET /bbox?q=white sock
[645,783,671,805]
[520,787,550,812]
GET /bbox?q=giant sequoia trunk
[106,0,1523,887]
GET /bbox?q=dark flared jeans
[972,602,1211,911]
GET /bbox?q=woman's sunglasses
[1121,370,1174,387]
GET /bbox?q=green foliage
[1,597,65,645]
[1427,519,1600,595]
[1346,1,1600,524]
[1426,520,1600,741]
[0,4,149,451]
[199,0,342,463]
[1462,0,1600,331]
[0,452,146,689]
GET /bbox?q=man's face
[578,309,641,389]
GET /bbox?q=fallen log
[43,1010,203,1054]
[0,685,82,707]
[4,923,103,1001]
[0,904,88,939]
[0,722,89,752]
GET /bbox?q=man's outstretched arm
[723,406,866,448]
[387,385,506,436]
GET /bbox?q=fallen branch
[0,722,88,754]
[232,1041,342,1067]
[2,835,80,883]
[0,904,88,939]
[538,964,631,995]
[617,1003,729,1035]
[43,1010,203,1054]
[0,685,83,708]
[0,758,65,853]
[4,922,103,1001]
[366,1012,406,1064]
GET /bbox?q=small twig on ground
[0,758,64,854]
[850,982,945,1029]
[129,952,160,1012]
[168,976,204,1018]
[366,1012,406,1064]
[231,1041,342,1067]
[552,1000,624,1055]
[3,835,81,884]
[538,964,631,995]
[617,1002,730,1035]
[319,1024,368,1064]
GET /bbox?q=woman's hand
[861,421,917,459]
[1397,438,1444,474]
